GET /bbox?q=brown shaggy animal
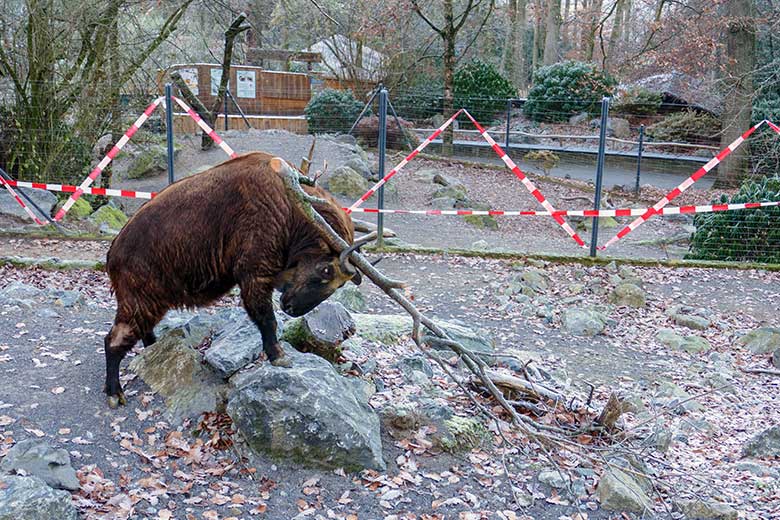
[103,152,361,408]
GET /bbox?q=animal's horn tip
[269,157,284,173]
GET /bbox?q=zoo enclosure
[1,79,780,266]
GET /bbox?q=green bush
[304,89,365,134]
[646,109,721,143]
[613,87,663,116]
[453,60,516,123]
[523,61,615,122]
[686,175,780,264]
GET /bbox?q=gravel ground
[0,252,778,519]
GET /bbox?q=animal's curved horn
[339,231,378,274]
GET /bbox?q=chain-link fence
[1,80,778,266]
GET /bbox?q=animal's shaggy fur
[103,152,356,406]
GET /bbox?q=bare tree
[502,0,529,88]
[410,0,495,155]
[543,0,561,65]
[715,0,756,187]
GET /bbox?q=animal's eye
[321,265,332,277]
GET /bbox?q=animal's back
[106,152,290,306]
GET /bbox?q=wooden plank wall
[173,114,308,134]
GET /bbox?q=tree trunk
[443,24,456,156]
[562,0,571,51]
[583,0,602,61]
[502,0,517,77]
[517,0,528,87]
[606,0,626,68]
[621,0,632,45]
[714,0,756,188]
[543,0,561,65]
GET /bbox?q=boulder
[434,416,489,453]
[0,188,56,222]
[597,467,652,512]
[611,117,631,139]
[331,284,368,312]
[344,157,373,180]
[463,202,498,230]
[432,173,464,189]
[0,475,79,520]
[48,289,84,308]
[352,314,412,344]
[413,169,438,183]
[742,425,780,458]
[53,198,92,221]
[618,265,643,286]
[204,312,283,378]
[325,166,370,198]
[0,282,42,305]
[538,469,568,489]
[569,112,589,125]
[126,143,179,179]
[430,197,458,209]
[395,355,434,379]
[471,239,489,250]
[667,305,711,331]
[422,320,495,356]
[520,269,548,293]
[735,327,780,354]
[129,329,226,423]
[656,329,710,354]
[654,381,701,413]
[88,205,128,234]
[227,344,384,471]
[281,301,355,362]
[0,440,79,491]
[608,283,646,308]
[673,499,738,520]
[432,184,468,201]
[561,307,608,336]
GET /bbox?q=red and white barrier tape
[8,176,777,220]
[1,180,44,225]
[52,96,237,222]
[348,200,780,217]
[346,109,463,213]
[461,109,586,248]
[600,120,776,249]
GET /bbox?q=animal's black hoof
[107,391,127,409]
[270,356,293,368]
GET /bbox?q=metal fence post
[165,84,175,185]
[590,97,610,257]
[505,99,512,150]
[377,87,388,247]
[224,93,229,131]
[634,124,645,195]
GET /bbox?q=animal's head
[276,233,373,317]
[270,157,373,316]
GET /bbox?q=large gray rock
[331,285,368,312]
[126,143,179,179]
[227,344,384,471]
[561,307,608,336]
[742,425,780,458]
[597,467,652,512]
[281,301,356,362]
[325,166,370,198]
[0,475,79,520]
[608,283,646,308]
[0,440,79,491]
[352,314,412,344]
[0,282,42,302]
[344,157,373,180]
[735,327,780,354]
[432,184,468,201]
[0,188,56,222]
[674,499,738,520]
[129,329,226,423]
[656,329,711,354]
[654,381,701,413]
[520,269,548,293]
[204,312,283,378]
[667,305,711,331]
[154,308,245,347]
[422,320,495,356]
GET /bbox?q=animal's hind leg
[104,322,139,409]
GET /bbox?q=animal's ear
[269,157,285,173]
[351,271,362,286]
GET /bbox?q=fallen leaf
[51,387,65,394]
[24,428,44,438]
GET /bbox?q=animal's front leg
[239,277,292,368]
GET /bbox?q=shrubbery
[751,93,780,178]
[613,87,663,116]
[394,78,444,122]
[646,109,721,143]
[686,175,780,264]
[453,60,516,123]
[523,61,615,122]
[304,89,365,134]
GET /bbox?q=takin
[103,152,367,408]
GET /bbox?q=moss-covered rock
[88,205,128,233]
[53,197,92,220]
[434,416,490,453]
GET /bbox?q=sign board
[210,68,227,96]
[179,68,199,95]
[237,70,256,98]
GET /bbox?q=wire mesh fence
[1,80,778,266]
